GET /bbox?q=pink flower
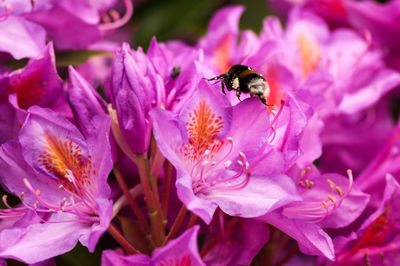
[151,80,300,223]
[0,106,113,263]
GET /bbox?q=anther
[36,189,41,196]
[327,194,336,203]
[227,137,233,142]
[237,160,243,166]
[204,150,211,155]
[49,208,55,212]
[322,200,328,209]
[245,162,250,170]
[211,161,217,166]
[309,181,314,188]
[58,185,64,189]
[300,169,307,178]
[239,152,246,160]
[335,186,343,196]
[297,180,304,186]
[34,201,39,208]
[224,161,232,168]
[327,179,336,190]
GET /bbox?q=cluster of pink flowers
[0,0,400,265]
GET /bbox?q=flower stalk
[107,223,141,255]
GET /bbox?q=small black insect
[171,66,181,79]
[208,64,270,105]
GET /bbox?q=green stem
[108,223,140,254]
[162,162,173,216]
[113,167,149,232]
[164,205,187,244]
[187,213,198,229]
[136,153,165,246]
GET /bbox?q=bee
[208,64,270,105]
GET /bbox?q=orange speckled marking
[38,134,93,192]
[7,70,46,109]
[182,101,224,161]
[213,34,232,74]
[297,33,321,79]
[353,207,393,251]
[157,254,192,266]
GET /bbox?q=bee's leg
[207,74,226,83]
[221,82,226,94]
[236,90,241,101]
[259,96,269,106]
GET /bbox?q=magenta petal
[338,68,400,114]
[152,226,205,266]
[0,213,91,264]
[86,114,113,199]
[19,106,89,179]
[6,43,63,109]
[318,174,370,229]
[102,226,205,266]
[102,250,151,266]
[150,108,186,169]
[0,141,65,205]
[199,5,244,72]
[176,172,218,224]
[178,80,232,141]
[27,5,100,50]
[260,211,335,260]
[80,198,113,252]
[68,66,107,138]
[0,17,46,59]
[207,174,300,218]
[0,102,19,144]
[59,0,101,24]
[204,220,269,265]
[109,43,159,153]
[229,97,269,157]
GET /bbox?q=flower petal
[207,174,300,218]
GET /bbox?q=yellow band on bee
[239,69,257,78]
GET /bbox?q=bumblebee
[208,64,270,105]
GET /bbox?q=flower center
[191,138,251,195]
[8,170,100,224]
[183,100,224,162]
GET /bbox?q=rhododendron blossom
[0,2,399,265]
